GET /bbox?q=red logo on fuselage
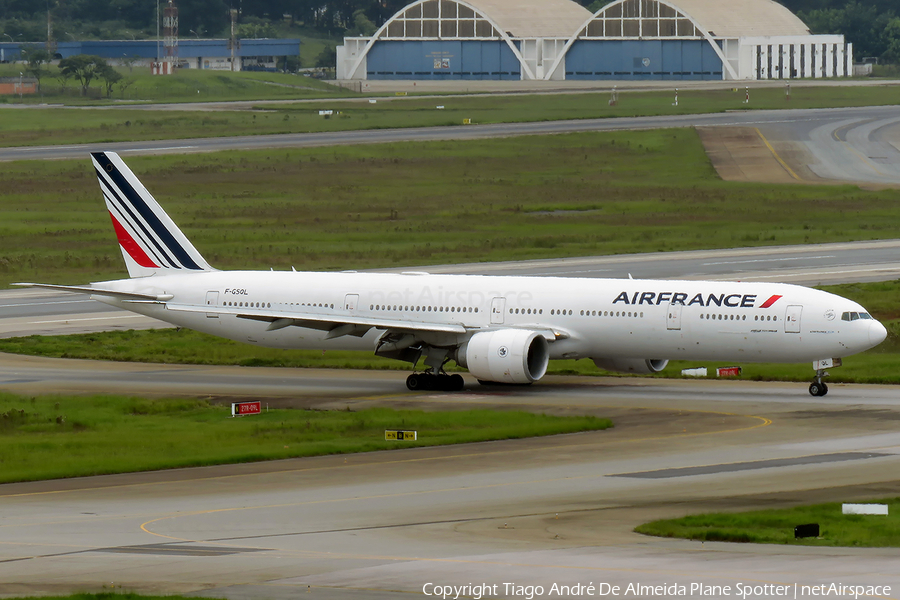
[759,295,783,309]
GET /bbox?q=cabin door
[785,305,802,333]
[344,294,360,312]
[491,297,506,325]
[667,302,682,331]
[206,291,219,318]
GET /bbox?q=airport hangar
[337,0,852,82]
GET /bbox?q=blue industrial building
[0,38,300,71]
[337,0,852,81]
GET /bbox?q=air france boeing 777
[16,152,887,396]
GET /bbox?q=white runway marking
[702,256,836,266]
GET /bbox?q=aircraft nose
[870,321,888,346]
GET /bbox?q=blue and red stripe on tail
[91,152,214,278]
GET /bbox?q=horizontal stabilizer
[13,283,173,302]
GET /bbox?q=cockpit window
[841,311,872,321]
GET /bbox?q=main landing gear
[809,368,829,397]
[406,372,465,392]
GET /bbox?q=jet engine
[457,330,550,384]
[592,358,669,374]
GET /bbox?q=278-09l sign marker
[231,401,261,417]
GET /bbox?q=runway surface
[1,358,899,599]
[3,105,899,187]
[4,239,900,338]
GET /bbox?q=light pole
[19,71,23,99]
[3,33,13,42]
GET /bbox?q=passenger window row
[370,305,478,314]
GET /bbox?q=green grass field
[0,83,898,146]
[1,131,898,287]
[0,392,611,483]
[0,64,353,105]
[2,281,897,383]
[636,498,900,546]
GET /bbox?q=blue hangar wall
[565,40,722,80]
[367,40,520,80]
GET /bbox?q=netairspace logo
[421,582,892,599]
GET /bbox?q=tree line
[1,0,897,62]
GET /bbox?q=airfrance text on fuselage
[613,292,778,309]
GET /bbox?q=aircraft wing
[166,303,563,342]
[164,303,469,338]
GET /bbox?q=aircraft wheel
[819,383,829,396]
[406,374,422,391]
[809,382,826,397]
[449,374,465,391]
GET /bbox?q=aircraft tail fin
[91,151,215,278]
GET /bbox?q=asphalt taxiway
[3,105,899,188]
[1,366,899,599]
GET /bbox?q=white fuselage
[95,270,885,365]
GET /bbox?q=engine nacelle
[457,330,550,384]
[592,358,669,375]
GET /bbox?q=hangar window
[423,20,439,36]
[623,0,639,18]
[406,20,422,36]
[379,0,500,40]
[388,20,404,37]
[580,0,705,40]
[476,21,497,37]
[440,0,456,18]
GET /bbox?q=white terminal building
[337,0,851,81]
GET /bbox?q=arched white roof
[667,0,810,37]
[376,0,592,41]
[577,0,810,40]
[464,0,593,38]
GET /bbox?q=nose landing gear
[809,368,829,397]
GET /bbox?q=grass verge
[0,64,353,106]
[2,281,897,384]
[0,84,898,146]
[0,392,611,484]
[635,498,900,546]
[1,131,898,286]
